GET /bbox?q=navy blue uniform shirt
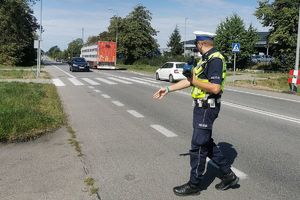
[198,48,223,98]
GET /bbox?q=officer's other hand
[153,87,168,100]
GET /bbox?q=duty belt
[193,98,221,108]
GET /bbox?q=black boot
[173,182,201,196]
[215,171,239,190]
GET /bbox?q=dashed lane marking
[88,86,95,89]
[94,89,101,93]
[101,94,111,99]
[127,110,144,118]
[112,101,124,107]
[150,124,178,137]
[52,78,65,87]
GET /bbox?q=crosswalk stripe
[117,76,145,84]
[132,77,159,84]
[108,77,132,84]
[81,78,100,85]
[52,78,65,87]
[68,78,84,86]
[95,77,117,85]
[143,77,157,81]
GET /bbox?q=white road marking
[68,78,84,86]
[94,89,101,93]
[52,78,65,87]
[127,110,144,118]
[117,76,146,84]
[206,158,248,180]
[112,101,124,107]
[101,94,111,99]
[225,88,300,104]
[178,90,300,125]
[150,124,178,137]
[95,77,117,85]
[222,101,300,124]
[52,65,75,78]
[81,78,100,85]
[88,86,95,89]
[143,77,157,81]
[108,77,132,84]
[132,77,159,84]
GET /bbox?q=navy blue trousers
[189,105,231,185]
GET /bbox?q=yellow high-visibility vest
[191,52,227,99]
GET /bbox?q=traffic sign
[232,43,240,52]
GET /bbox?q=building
[182,31,271,56]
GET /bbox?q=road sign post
[232,43,240,84]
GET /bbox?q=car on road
[251,55,274,64]
[68,57,90,72]
[155,62,186,82]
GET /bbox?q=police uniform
[173,31,239,196]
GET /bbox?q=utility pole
[108,9,118,67]
[184,17,188,57]
[37,0,42,78]
[82,28,84,45]
[292,4,300,93]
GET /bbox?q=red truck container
[80,41,117,69]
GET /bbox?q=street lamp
[108,9,118,67]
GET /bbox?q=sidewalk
[0,127,95,200]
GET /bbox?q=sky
[31,0,268,51]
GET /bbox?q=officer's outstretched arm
[153,79,191,100]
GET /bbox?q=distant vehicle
[80,41,117,69]
[68,57,90,72]
[251,55,274,64]
[55,58,62,63]
[155,62,186,82]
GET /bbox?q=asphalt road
[46,62,300,200]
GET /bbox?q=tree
[66,38,83,58]
[47,46,61,59]
[0,0,38,66]
[118,4,159,64]
[255,0,299,70]
[98,31,114,42]
[214,14,259,69]
[86,35,99,45]
[167,25,183,56]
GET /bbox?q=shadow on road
[200,142,240,190]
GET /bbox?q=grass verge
[0,69,50,79]
[118,64,159,74]
[226,72,300,95]
[0,82,66,142]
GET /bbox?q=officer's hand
[187,70,195,84]
[153,87,168,100]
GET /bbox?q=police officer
[153,31,239,196]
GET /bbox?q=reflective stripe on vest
[191,52,227,99]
